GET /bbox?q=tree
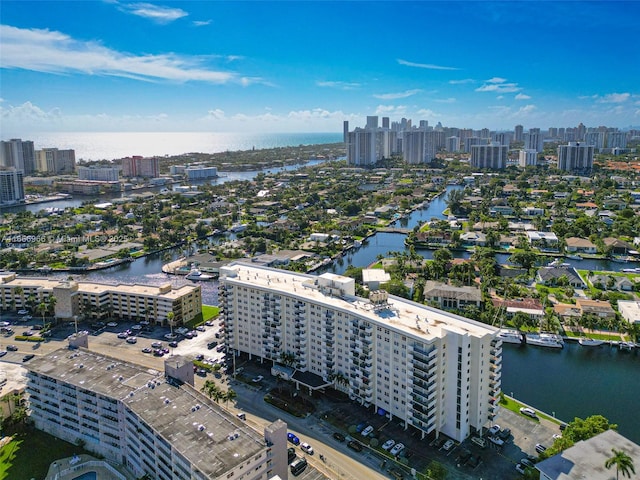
[605,448,636,480]
[542,414,616,458]
[166,311,175,336]
[426,460,448,480]
[223,389,237,408]
[37,301,48,329]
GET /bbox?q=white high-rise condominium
[470,143,508,169]
[524,132,544,153]
[518,149,538,168]
[447,136,460,152]
[607,131,628,149]
[0,139,35,174]
[219,263,501,442]
[35,148,76,174]
[0,168,25,205]
[77,166,120,181]
[557,142,594,173]
[584,132,605,150]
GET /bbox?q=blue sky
[1,1,639,135]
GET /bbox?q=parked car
[489,436,504,447]
[151,341,163,348]
[107,322,118,327]
[196,325,206,331]
[141,347,152,353]
[515,463,526,475]
[6,345,18,351]
[498,428,512,440]
[300,442,314,454]
[521,458,535,468]
[17,309,28,315]
[332,432,345,442]
[442,439,455,451]
[520,407,538,418]
[471,436,487,448]
[382,439,396,451]
[205,320,215,327]
[251,375,264,383]
[287,447,297,463]
[535,443,547,454]
[287,433,300,445]
[126,336,137,344]
[487,424,501,436]
[117,332,129,339]
[168,341,178,348]
[390,443,405,456]
[347,440,363,452]
[361,425,374,437]
[22,354,35,362]
[207,341,218,349]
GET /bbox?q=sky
[1,1,639,136]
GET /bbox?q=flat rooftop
[27,349,267,478]
[222,262,497,341]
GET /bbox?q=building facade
[0,272,202,325]
[26,349,288,480]
[77,166,120,181]
[470,143,508,169]
[557,142,594,173]
[35,148,76,174]
[0,168,25,205]
[518,149,538,168]
[0,139,36,174]
[121,156,160,178]
[219,263,501,442]
[185,166,218,180]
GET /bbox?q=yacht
[498,328,523,344]
[185,268,214,281]
[525,333,564,349]
[578,337,605,347]
[565,254,582,260]
[619,341,635,351]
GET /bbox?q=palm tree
[605,448,636,479]
[223,389,237,408]
[37,302,48,330]
[166,311,175,336]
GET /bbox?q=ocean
[19,131,343,161]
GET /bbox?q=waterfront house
[362,268,392,291]
[618,300,640,324]
[460,232,487,247]
[565,237,597,254]
[491,297,544,322]
[553,303,582,321]
[537,266,586,289]
[527,231,559,251]
[604,237,634,254]
[423,281,483,310]
[575,299,616,319]
[589,274,634,292]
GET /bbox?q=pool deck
[44,454,131,480]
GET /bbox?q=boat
[353,240,362,248]
[619,341,635,351]
[525,333,564,349]
[185,268,214,281]
[578,337,605,347]
[611,256,633,263]
[565,254,582,260]
[229,223,248,233]
[498,329,523,344]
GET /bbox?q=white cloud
[0,24,246,84]
[373,89,422,100]
[434,97,456,104]
[375,104,408,116]
[397,59,459,71]
[475,82,521,93]
[513,104,537,116]
[496,95,504,100]
[487,77,507,84]
[449,79,475,85]
[118,2,188,24]
[515,93,531,100]
[206,109,225,119]
[0,101,62,123]
[597,92,631,103]
[316,80,361,90]
[416,108,438,117]
[193,20,212,27]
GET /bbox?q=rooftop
[27,349,267,478]
[221,262,497,341]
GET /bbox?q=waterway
[13,172,640,443]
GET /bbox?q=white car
[17,310,28,315]
[488,424,501,436]
[300,442,314,455]
[381,439,396,451]
[251,375,264,383]
[520,407,538,418]
[361,425,374,437]
[515,463,526,475]
[489,436,504,447]
[107,322,118,327]
[442,439,455,451]
[390,443,405,456]
[126,336,137,344]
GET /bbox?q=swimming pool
[72,472,97,480]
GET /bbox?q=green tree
[605,448,636,480]
[223,389,237,408]
[426,460,448,480]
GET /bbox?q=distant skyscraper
[447,136,460,152]
[514,125,524,142]
[492,132,513,147]
[343,120,349,143]
[0,139,35,174]
[0,168,25,205]
[524,132,544,153]
[548,127,558,139]
[584,132,605,150]
[470,143,507,169]
[463,136,484,153]
[35,148,76,174]
[382,117,390,129]
[366,116,379,129]
[518,149,538,168]
[557,142,594,173]
[121,156,159,178]
[607,132,628,149]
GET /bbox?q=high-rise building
[343,120,350,143]
[524,132,544,153]
[518,149,538,168]
[77,166,120,181]
[35,148,76,174]
[463,137,484,153]
[470,143,508,169]
[576,122,586,141]
[447,136,460,152]
[492,132,513,147]
[584,132,605,150]
[548,127,558,139]
[514,125,524,142]
[0,168,25,205]
[402,129,444,164]
[557,142,594,173]
[346,128,377,166]
[219,263,501,442]
[366,115,379,129]
[607,131,628,149]
[26,348,289,480]
[121,156,160,178]
[382,117,390,129]
[0,139,35,174]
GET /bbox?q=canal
[18,175,640,443]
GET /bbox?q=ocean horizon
[12,131,343,161]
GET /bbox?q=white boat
[185,268,214,281]
[498,329,523,344]
[526,333,564,349]
[619,341,635,351]
[353,240,362,248]
[578,337,605,347]
[229,223,248,233]
[565,254,582,260]
[611,256,633,263]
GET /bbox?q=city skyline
[1,1,639,136]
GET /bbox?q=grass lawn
[202,305,220,321]
[0,426,90,480]
[499,395,563,425]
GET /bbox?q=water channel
[10,169,640,442]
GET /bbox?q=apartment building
[219,263,501,442]
[121,156,160,178]
[557,142,594,173]
[0,272,201,325]
[35,148,76,174]
[77,166,120,181]
[26,349,288,480]
[0,138,36,174]
[0,168,25,205]
[470,143,508,170]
